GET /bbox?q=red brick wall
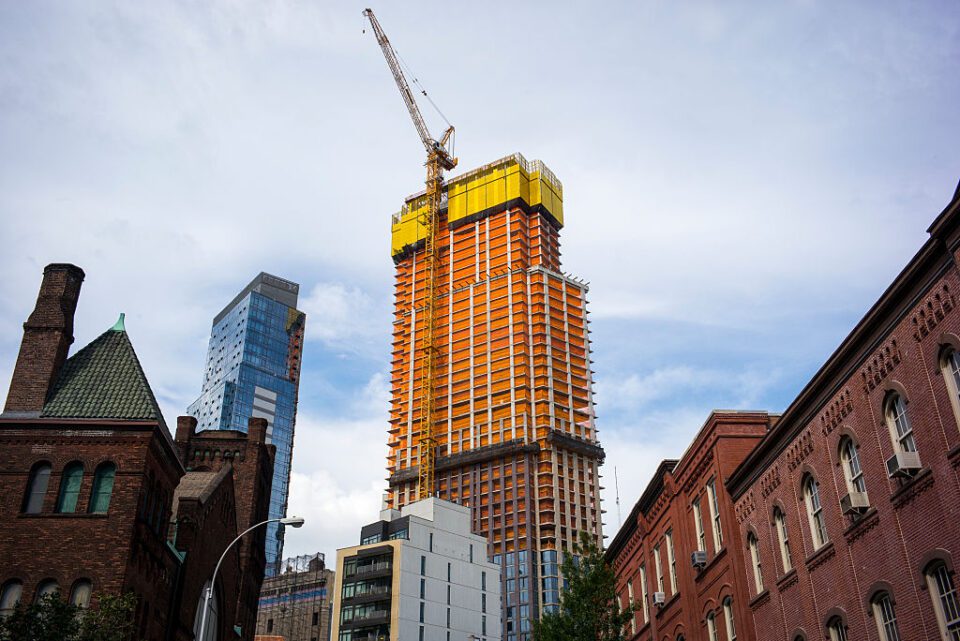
[732,233,960,637]
[608,413,769,641]
[0,419,183,641]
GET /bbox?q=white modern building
[331,498,502,641]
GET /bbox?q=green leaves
[0,592,136,641]
[533,532,637,641]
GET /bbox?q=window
[827,616,848,641]
[429,532,434,552]
[693,498,706,551]
[747,533,763,593]
[871,592,901,641]
[639,564,649,623]
[35,579,59,600]
[926,562,960,640]
[706,611,718,641]
[267,619,273,633]
[56,463,84,513]
[312,611,319,626]
[707,478,723,551]
[942,347,960,427]
[666,530,677,595]
[0,581,22,618]
[773,507,792,572]
[69,580,92,609]
[419,601,424,623]
[885,393,917,453]
[421,555,426,576]
[723,597,736,641]
[654,545,664,593]
[88,462,116,513]
[23,463,51,513]
[420,578,425,599]
[482,571,486,591]
[803,476,829,548]
[840,438,867,496]
[627,581,635,634]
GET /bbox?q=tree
[0,592,136,641]
[532,532,636,641]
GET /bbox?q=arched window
[774,507,792,572]
[69,580,93,609]
[88,462,116,514]
[884,393,917,453]
[723,597,737,641]
[839,438,867,496]
[706,611,718,641]
[22,462,51,513]
[35,579,59,601]
[0,581,22,617]
[803,476,829,548]
[55,462,84,513]
[193,580,219,641]
[941,346,960,428]
[827,616,848,641]
[871,592,901,641]
[925,562,960,639]
[747,533,763,593]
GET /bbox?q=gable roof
[41,317,167,429]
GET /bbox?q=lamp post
[196,516,305,641]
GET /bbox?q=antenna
[615,466,622,527]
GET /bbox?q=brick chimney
[4,264,85,414]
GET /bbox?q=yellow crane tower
[363,8,457,501]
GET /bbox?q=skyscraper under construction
[386,153,604,639]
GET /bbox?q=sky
[1,1,958,561]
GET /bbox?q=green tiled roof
[41,318,166,427]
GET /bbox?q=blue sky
[1,1,958,559]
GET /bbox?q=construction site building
[386,153,605,639]
[255,553,334,641]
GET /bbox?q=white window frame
[654,544,664,593]
[828,617,848,641]
[747,533,763,593]
[840,437,867,496]
[871,592,901,641]
[666,529,677,595]
[627,581,635,634]
[804,476,829,549]
[773,507,792,572]
[639,564,649,623]
[707,478,723,552]
[723,597,736,641]
[941,347,960,430]
[706,611,718,641]
[926,562,960,640]
[693,498,706,551]
[885,393,917,454]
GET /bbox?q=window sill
[775,568,798,592]
[890,467,934,509]
[748,588,770,610]
[949,444,960,468]
[654,591,680,618]
[804,541,836,572]
[694,547,727,583]
[843,507,880,543]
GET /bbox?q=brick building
[606,412,772,641]
[726,183,960,641]
[0,263,275,641]
[254,553,334,641]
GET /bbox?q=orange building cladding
[385,153,604,636]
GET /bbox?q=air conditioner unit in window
[652,592,666,608]
[839,491,869,515]
[691,550,708,570]
[886,451,922,478]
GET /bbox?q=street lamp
[196,516,305,641]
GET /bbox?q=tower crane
[363,8,457,501]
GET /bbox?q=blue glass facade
[188,273,305,576]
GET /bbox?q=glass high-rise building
[188,272,306,575]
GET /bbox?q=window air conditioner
[653,592,666,607]
[691,550,708,570]
[839,491,870,515]
[886,451,922,478]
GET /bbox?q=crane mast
[364,8,457,501]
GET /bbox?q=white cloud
[299,282,386,348]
